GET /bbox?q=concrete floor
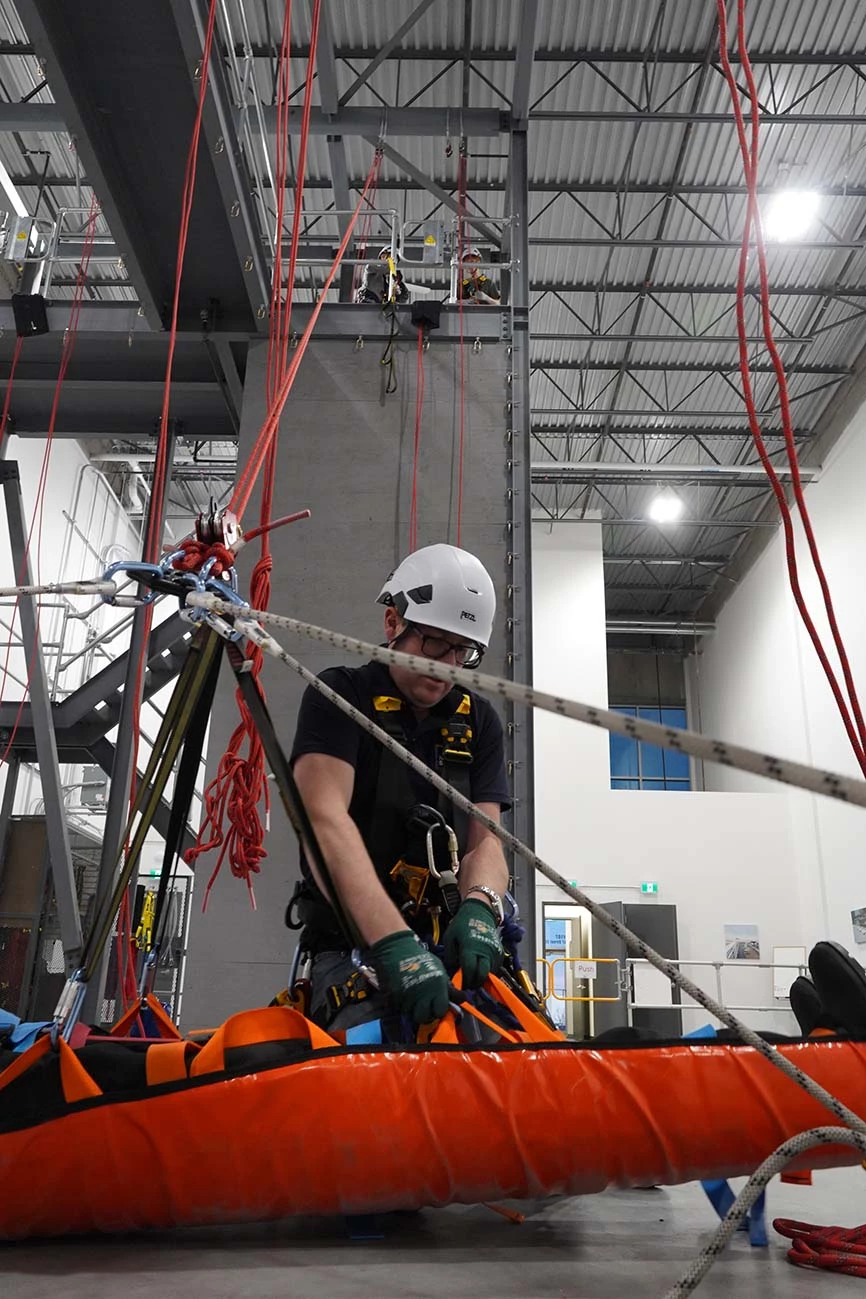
[2,1167,863,1298]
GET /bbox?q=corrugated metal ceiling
[2,0,866,621]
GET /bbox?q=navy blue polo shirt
[290,659,511,814]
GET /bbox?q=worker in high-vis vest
[289,545,510,1033]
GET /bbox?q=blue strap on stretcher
[0,1007,52,1053]
[686,1023,768,1247]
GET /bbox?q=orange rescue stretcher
[0,973,864,1240]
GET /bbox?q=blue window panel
[663,747,690,782]
[661,707,687,728]
[611,778,640,789]
[545,919,566,949]
[610,732,639,778]
[640,742,665,779]
[638,706,662,723]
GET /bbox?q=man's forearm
[459,834,509,901]
[307,812,407,947]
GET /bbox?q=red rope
[189,157,383,903]
[0,336,22,450]
[229,150,384,522]
[716,0,866,776]
[409,327,425,552]
[456,149,467,546]
[775,1218,866,1278]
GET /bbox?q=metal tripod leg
[1,461,82,965]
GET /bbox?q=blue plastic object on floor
[685,1023,768,1247]
[701,1177,768,1246]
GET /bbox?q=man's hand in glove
[443,898,504,989]
[369,930,450,1025]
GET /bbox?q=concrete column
[182,333,511,1024]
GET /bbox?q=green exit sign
[641,881,659,895]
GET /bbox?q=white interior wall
[532,520,801,1033]
[692,398,866,959]
[0,435,193,842]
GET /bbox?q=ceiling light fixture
[648,491,684,524]
[763,190,821,242]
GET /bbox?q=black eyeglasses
[405,623,484,669]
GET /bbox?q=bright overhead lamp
[648,491,683,524]
[763,189,821,242]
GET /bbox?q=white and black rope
[187,594,866,810]
[232,613,866,1144]
[663,1127,866,1297]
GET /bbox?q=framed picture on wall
[851,908,866,946]
[724,923,760,961]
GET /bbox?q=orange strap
[0,1034,102,1103]
[429,972,520,1045]
[0,1034,51,1097]
[486,973,565,1042]
[111,995,182,1040]
[191,1005,338,1078]
[146,1040,198,1087]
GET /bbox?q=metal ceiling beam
[10,0,165,327]
[511,0,540,126]
[530,462,817,485]
[168,0,271,328]
[24,175,866,200]
[605,621,715,635]
[531,333,814,345]
[338,0,439,107]
[259,106,505,135]
[364,138,503,246]
[604,555,729,566]
[534,360,847,375]
[530,237,866,250]
[238,46,866,67]
[531,282,866,297]
[532,424,812,439]
[0,103,66,131]
[531,110,866,126]
[531,406,798,418]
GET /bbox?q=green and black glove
[369,930,451,1025]
[444,898,504,990]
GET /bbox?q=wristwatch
[465,885,504,925]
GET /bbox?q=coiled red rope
[775,1218,866,1278]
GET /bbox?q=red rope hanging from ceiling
[716,0,866,777]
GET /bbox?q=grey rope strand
[187,595,866,809]
[232,615,866,1141]
[664,1128,866,1298]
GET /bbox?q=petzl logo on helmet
[460,610,476,621]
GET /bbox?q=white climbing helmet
[377,544,496,647]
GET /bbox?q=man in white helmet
[355,246,409,305]
[289,544,510,1035]
[458,247,500,305]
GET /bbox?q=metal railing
[537,955,623,1004]
[625,958,809,1021]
